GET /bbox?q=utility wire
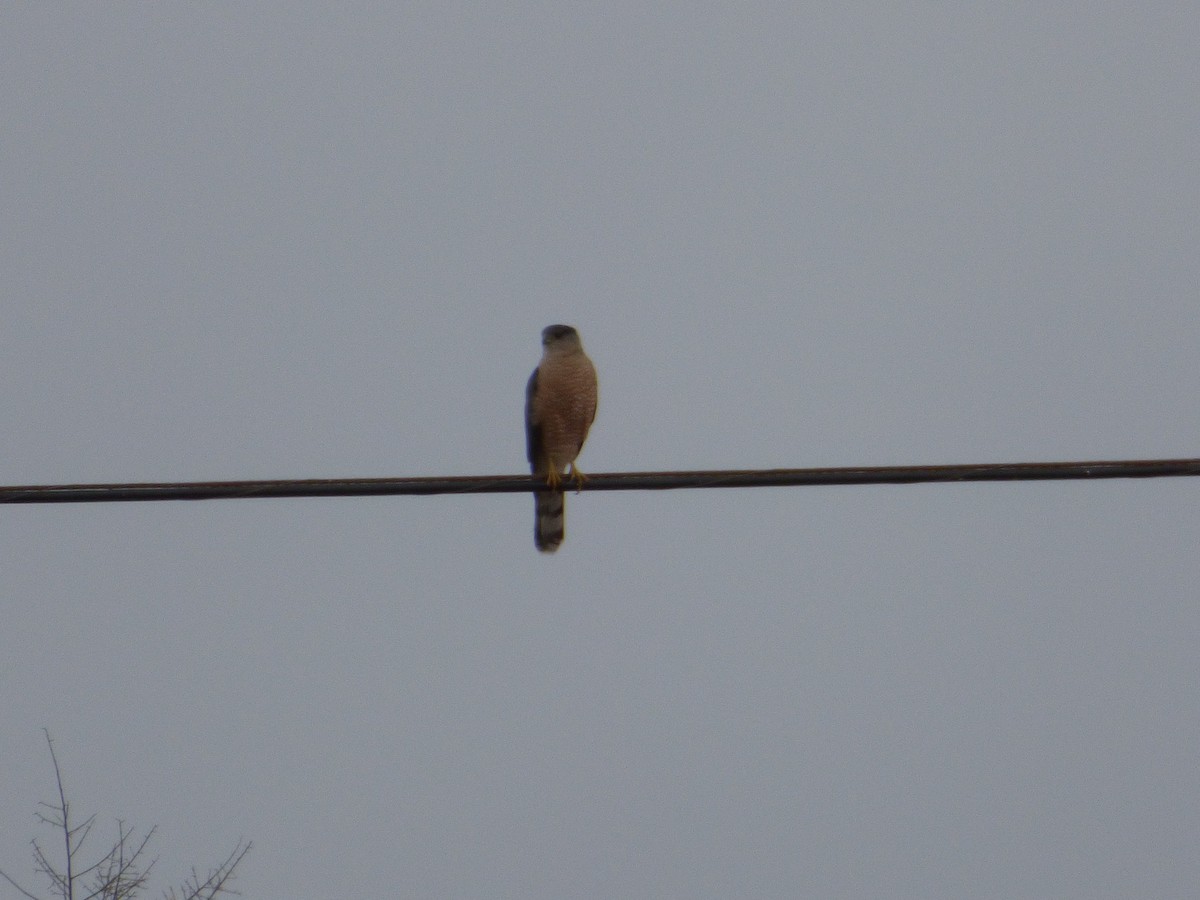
[0,457,1197,504]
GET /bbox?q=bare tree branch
[43,730,76,900]
[0,866,44,900]
[2,732,250,900]
[31,836,66,897]
[161,840,251,900]
[81,822,157,900]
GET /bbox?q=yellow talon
[540,460,585,492]
[568,463,587,493]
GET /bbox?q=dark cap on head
[542,324,578,343]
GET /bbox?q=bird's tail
[534,489,565,552]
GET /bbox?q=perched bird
[524,324,598,552]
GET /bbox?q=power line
[0,457,1197,504]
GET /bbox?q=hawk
[524,324,598,552]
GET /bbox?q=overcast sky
[2,5,1198,898]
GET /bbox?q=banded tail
[534,489,565,552]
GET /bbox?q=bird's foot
[568,463,587,494]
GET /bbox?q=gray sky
[2,5,1198,898]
